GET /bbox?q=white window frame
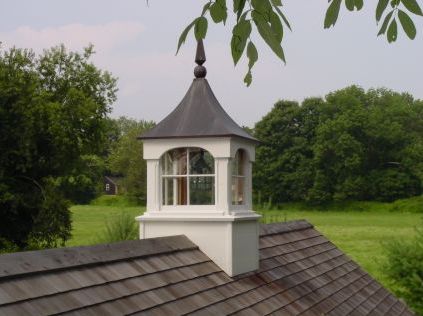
[161,147,216,208]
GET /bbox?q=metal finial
[194,39,207,78]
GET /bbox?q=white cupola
[136,40,260,276]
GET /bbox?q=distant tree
[107,117,155,204]
[0,45,117,249]
[254,98,324,202]
[253,86,422,204]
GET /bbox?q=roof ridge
[259,219,314,237]
[0,235,197,281]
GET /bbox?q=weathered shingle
[0,220,413,315]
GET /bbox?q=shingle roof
[139,78,258,143]
[0,220,413,315]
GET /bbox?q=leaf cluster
[177,0,291,86]
[177,1,422,85]
[324,0,422,42]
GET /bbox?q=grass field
[68,196,422,292]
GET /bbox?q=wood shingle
[0,220,413,315]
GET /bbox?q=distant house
[104,176,120,195]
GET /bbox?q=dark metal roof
[0,220,413,315]
[140,78,258,142]
[140,40,258,143]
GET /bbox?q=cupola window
[232,149,245,205]
[161,148,215,206]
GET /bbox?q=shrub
[383,224,423,315]
[95,212,138,244]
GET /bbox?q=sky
[1,1,422,127]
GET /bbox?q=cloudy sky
[2,1,422,127]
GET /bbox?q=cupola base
[137,213,261,277]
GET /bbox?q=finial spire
[194,39,207,78]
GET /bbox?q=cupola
[137,40,260,276]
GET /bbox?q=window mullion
[187,148,190,205]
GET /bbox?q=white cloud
[0,21,144,52]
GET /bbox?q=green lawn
[67,205,143,247]
[68,200,421,292]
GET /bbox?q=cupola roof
[140,40,258,143]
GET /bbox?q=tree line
[253,86,423,204]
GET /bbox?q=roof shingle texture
[0,220,413,315]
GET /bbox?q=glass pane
[161,148,187,175]
[162,177,174,205]
[189,176,215,205]
[232,150,244,176]
[189,148,214,175]
[162,177,187,205]
[232,176,244,205]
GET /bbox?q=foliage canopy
[178,0,423,86]
[0,45,117,250]
[253,86,423,204]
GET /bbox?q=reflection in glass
[161,147,215,206]
[232,150,244,176]
[161,148,187,175]
[231,177,244,205]
[189,148,214,175]
[190,177,215,205]
[232,149,245,205]
[162,177,187,205]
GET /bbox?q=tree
[253,86,422,204]
[177,0,423,85]
[107,117,155,204]
[0,45,117,250]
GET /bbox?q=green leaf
[376,0,390,22]
[398,9,417,39]
[345,0,355,11]
[247,41,258,68]
[270,10,283,43]
[252,11,286,62]
[390,0,400,8]
[210,0,228,24]
[251,0,273,15]
[378,10,393,35]
[234,0,247,21]
[244,70,252,86]
[387,18,398,42]
[201,2,212,16]
[324,0,342,28]
[274,6,292,30]
[271,0,282,6]
[176,20,196,54]
[194,17,208,40]
[355,0,364,10]
[231,20,252,65]
[401,0,423,15]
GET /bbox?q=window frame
[160,147,216,208]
